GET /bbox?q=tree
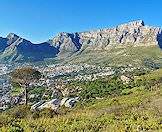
[10,67,42,105]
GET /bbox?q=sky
[0,0,162,43]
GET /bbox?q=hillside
[1,69,162,131]
[61,45,162,68]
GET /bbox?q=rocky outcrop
[31,101,45,111]
[73,20,161,49]
[31,97,79,111]
[51,20,162,52]
[37,99,61,110]
[157,30,162,48]
[0,20,161,62]
[64,97,79,108]
[52,32,81,52]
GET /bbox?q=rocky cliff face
[0,20,161,62]
[51,32,81,57]
[52,20,162,51]
[82,20,161,48]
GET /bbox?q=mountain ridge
[0,20,162,62]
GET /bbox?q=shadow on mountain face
[17,40,59,61]
[0,37,8,52]
[157,32,162,49]
[69,33,82,51]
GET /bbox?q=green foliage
[10,67,42,84]
[70,68,162,100]
[1,68,162,131]
[63,45,162,68]
[1,87,162,132]
[79,79,123,99]
[11,83,22,96]
[6,105,31,119]
[134,69,162,90]
[41,89,53,100]
[70,77,129,99]
[28,86,46,102]
[39,109,57,118]
[121,86,145,95]
[29,86,46,95]
[8,120,24,132]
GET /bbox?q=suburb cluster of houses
[0,63,141,111]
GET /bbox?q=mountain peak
[6,33,19,40]
[127,20,145,26]
[117,20,145,29]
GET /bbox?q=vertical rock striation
[0,20,161,62]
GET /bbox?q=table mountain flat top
[0,20,161,62]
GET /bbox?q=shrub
[79,77,127,99]
[7,105,31,119]
[8,120,24,132]
[121,87,145,95]
[39,109,57,118]
[121,88,133,95]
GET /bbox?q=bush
[8,120,24,132]
[39,109,57,118]
[7,105,31,119]
[79,77,127,99]
[11,82,22,96]
[121,87,145,95]
[121,89,133,95]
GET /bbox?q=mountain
[0,20,162,63]
[0,33,59,62]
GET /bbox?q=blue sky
[0,0,162,43]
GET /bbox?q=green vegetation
[10,67,42,105]
[29,86,46,95]
[76,77,129,99]
[28,86,46,103]
[1,68,162,131]
[1,88,162,131]
[62,45,162,68]
[11,83,22,96]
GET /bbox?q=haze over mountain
[0,20,161,63]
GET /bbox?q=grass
[1,87,162,131]
[1,68,162,131]
[136,68,162,80]
[61,45,162,68]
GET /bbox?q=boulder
[38,99,61,110]
[31,101,45,111]
[120,75,132,84]
[64,97,79,108]
[60,97,69,106]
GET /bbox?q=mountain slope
[61,45,162,68]
[0,20,161,63]
[0,33,59,62]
